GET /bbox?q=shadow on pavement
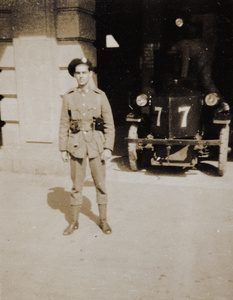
[111,155,189,177]
[111,154,223,177]
[47,187,99,226]
[195,162,220,177]
[144,166,189,177]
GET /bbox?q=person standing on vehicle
[59,57,115,236]
[170,38,218,93]
[169,22,218,93]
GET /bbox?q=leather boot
[63,205,81,236]
[98,204,112,234]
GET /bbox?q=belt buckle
[83,130,92,142]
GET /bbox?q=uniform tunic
[59,85,115,205]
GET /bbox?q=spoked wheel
[218,124,230,176]
[128,124,142,171]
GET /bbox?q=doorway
[96,0,143,125]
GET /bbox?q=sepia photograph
[1,0,233,299]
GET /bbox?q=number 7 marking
[178,106,191,127]
[154,106,162,126]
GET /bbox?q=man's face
[74,64,91,87]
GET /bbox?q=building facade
[0,0,96,174]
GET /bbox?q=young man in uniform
[59,57,115,236]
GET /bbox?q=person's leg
[63,204,81,236]
[98,203,112,234]
[89,157,112,234]
[89,157,107,203]
[198,58,218,93]
[63,156,86,236]
[70,156,87,205]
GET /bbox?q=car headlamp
[175,18,183,27]
[205,93,220,106]
[136,94,148,107]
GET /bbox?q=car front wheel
[218,124,230,176]
[128,124,142,171]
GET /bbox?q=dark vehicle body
[125,77,231,176]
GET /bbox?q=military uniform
[59,57,115,235]
[59,85,115,206]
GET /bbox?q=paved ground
[1,144,233,299]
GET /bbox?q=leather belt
[70,119,94,133]
[78,120,94,131]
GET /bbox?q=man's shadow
[47,187,99,226]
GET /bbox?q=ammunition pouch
[70,120,79,133]
[93,117,104,133]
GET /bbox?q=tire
[218,124,230,176]
[128,124,142,171]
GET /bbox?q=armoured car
[125,78,231,176]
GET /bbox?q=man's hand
[61,151,69,162]
[101,149,112,161]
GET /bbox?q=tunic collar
[77,85,90,95]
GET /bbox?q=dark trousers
[70,155,108,206]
